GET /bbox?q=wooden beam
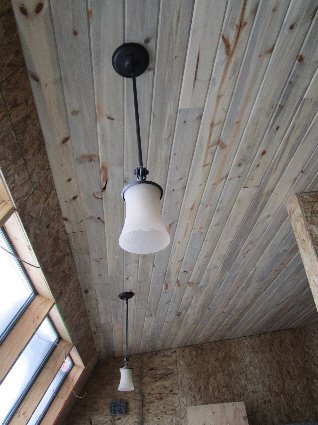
[288,192,318,311]
[0,295,54,383]
[187,402,249,425]
[10,340,72,425]
[0,171,15,227]
[40,366,84,425]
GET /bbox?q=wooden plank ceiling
[13,0,318,357]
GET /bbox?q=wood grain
[11,0,318,355]
[288,192,318,310]
[66,325,318,425]
[187,402,249,425]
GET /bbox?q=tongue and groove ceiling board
[13,0,318,358]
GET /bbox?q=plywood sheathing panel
[0,5,96,365]
[66,325,318,425]
[288,192,318,310]
[66,355,142,425]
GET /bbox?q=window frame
[0,173,85,424]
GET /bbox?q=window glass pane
[0,229,34,341]
[28,357,73,425]
[0,318,58,424]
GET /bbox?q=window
[0,319,58,424]
[0,229,34,342]
[0,173,84,424]
[28,357,73,425]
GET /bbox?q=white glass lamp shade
[119,183,170,254]
[118,367,134,391]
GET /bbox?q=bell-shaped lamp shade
[119,183,170,254]
[118,367,134,391]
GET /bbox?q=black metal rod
[132,76,143,168]
[125,298,129,361]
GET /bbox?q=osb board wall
[0,3,95,364]
[66,325,318,425]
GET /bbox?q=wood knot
[93,191,103,200]
[218,139,227,150]
[73,30,78,36]
[297,54,304,63]
[35,2,43,14]
[88,9,93,18]
[30,73,40,82]
[221,34,231,57]
[144,36,151,44]
[19,5,28,16]
[79,153,99,162]
[61,136,70,144]
[71,110,79,116]
[100,162,108,191]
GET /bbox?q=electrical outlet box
[109,400,127,416]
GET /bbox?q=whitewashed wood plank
[142,3,258,352]
[185,1,318,288]
[50,0,113,355]
[207,162,318,341]
[275,292,317,330]
[67,232,105,355]
[206,234,298,341]
[193,141,318,344]
[124,0,160,354]
[173,106,318,347]
[132,0,195,353]
[146,108,203,350]
[155,0,293,349]
[179,0,227,108]
[161,185,257,350]
[12,0,84,234]
[215,252,304,339]
[177,0,307,293]
[171,7,318,347]
[88,0,125,356]
[12,0,104,354]
[244,270,309,335]
[245,8,318,188]
[166,0,259,297]
[170,215,295,347]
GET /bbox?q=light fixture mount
[112,43,149,79]
[118,291,135,301]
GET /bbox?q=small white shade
[119,183,170,254]
[118,367,134,391]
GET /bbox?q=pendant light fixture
[112,43,170,254]
[118,291,135,391]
